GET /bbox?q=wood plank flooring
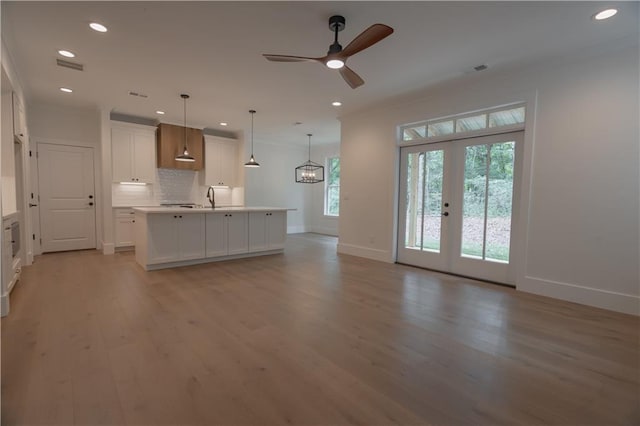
[2,233,639,425]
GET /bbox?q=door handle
[29,203,38,207]
[88,195,93,199]
[88,202,94,206]
[442,212,449,216]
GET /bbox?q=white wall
[309,142,340,236]
[29,103,100,143]
[244,141,310,233]
[338,43,639,315]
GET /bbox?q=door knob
[89,195,93,199]
[29,203,38,208]
[88,202,94,206]
[442,212,449,216]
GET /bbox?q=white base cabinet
[114,208,135,248]
[205,212,248,257]
[145,213,205,264]
[249,211,286,252]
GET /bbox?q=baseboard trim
[102,242,115,255]
[1,293,9,317]
[337,243,392,263]
[519,276,639,316]
[287,225,307,234]
[308,226,338,236]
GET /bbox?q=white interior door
[398,131,523,284]
[38,143,96,252]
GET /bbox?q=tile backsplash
[113,168,241,207]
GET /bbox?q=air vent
[128,91,149,98]
[56,59,84,71]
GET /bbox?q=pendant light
[175,93,195,162]
[295,134,324,183]
[244,109,260,167]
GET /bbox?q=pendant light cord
[249,110,256,155]
[307,134,312,161]
[182,94,189,151]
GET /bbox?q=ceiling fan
[263,15,393,89]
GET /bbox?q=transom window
[401,105,525,142]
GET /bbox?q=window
[400,105,525,142]
[325,157,340,216]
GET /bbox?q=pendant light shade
[175,94,195,162]
[244,109,260,168]
[295,134,324,184]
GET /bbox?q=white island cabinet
[249,211,286,252]
[205,211,248,257]
[134,207,288,271]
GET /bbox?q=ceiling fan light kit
[295,134,324,184]
[263,15,393,89]
[175,93,196,162]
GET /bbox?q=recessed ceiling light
[89,22,108,32]
[60,87,73,93]
[156,110,165,115]
[593,9,618,20]
[58,50,75,58]
[220,122,228,126]
[332,101,342,106]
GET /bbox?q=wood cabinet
[147,213,205,264]
[12,93,26,143]
[114,208,135,248]
[248,211,286,252]
[202,135,238,187]
[157,123,204,170]
[111,123,156,183]
[205,211,248,257]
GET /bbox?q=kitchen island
[133,207,288,270]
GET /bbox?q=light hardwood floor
[2,233,638,425]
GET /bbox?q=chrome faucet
[206,186,215,208]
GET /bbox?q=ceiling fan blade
[263,54,323,63]
[339,65,365,89]
[340,24,394,58]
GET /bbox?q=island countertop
[133,206,292,214]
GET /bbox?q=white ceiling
[2,1,637,145]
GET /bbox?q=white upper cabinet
[111,122,156,183]
[12,93,26,143]
[202,135,238,187]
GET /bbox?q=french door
[397,131,523,284]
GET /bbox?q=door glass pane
[423,150,443,251]
[404,150,443,252]
[485,142,515,262]
[461,144,488,259]
[461,142,515,262]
